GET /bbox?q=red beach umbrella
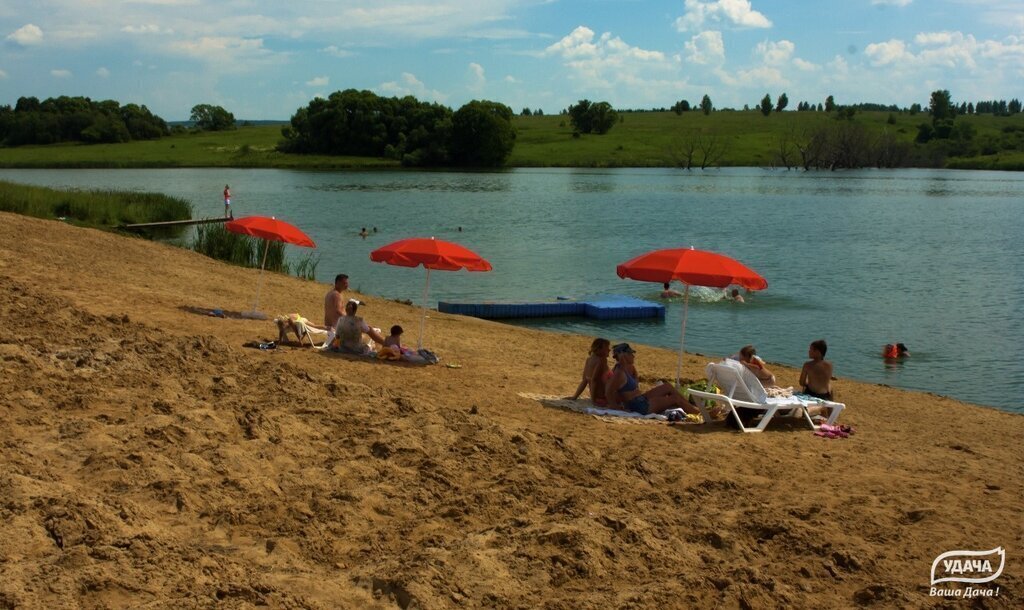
[225,215,316,317]
[371,237,492,348]
[617,246,767,382]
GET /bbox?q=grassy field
[0,125,399,169]
[1,112,1022,169]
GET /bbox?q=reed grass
[0,180,192,226]
[191,222,319,279]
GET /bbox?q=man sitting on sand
[799,339,834,400]
[335,300,386,355]
[324,273,349,328]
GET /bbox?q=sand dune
[0,212,1020,609]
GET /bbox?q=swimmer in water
[660,282,682,298]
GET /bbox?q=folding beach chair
[686,361,845,433]
[276,314,333,349]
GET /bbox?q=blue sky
[2,0,1022,120]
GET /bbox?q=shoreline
[1,212,1021,608]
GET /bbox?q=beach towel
[518,393,669,424]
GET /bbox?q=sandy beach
[0,211,1020,609]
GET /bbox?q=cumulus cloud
[0,69,7,79]
[377,72,447,103]
[675,0,772,32]
[684,31,725,65]
[545,26,680,103]
[504,75,519,83]
[306,75,329,86]
[7,24,43,45]
[96,67,110,78]
[865,39,910,66]
[51,69,72,78]
[320,45,354,58]
[468,62,486,92]
[756,39,795,65]
[871,0,912,6]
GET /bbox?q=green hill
[1,111,1022,170]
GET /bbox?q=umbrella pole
[418,268,431,350]
[676,284,690,385]
[253,239,270,313]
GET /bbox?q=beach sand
[0,212,1020,609]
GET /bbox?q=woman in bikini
[605,343,697,415]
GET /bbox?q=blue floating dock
[438,295,664,320]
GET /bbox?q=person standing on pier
[223,184,232,218]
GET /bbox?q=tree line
[0,96,169,145]
[279,89,516,167]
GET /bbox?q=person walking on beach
[800,339,834,400]
[223,184,231,218]
[324,273,349,328]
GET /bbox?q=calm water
[4,167,1022,412]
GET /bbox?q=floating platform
[438,295,665,321]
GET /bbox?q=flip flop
[445,363,462,369]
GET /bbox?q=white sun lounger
[686,361,845,433]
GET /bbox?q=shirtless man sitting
[799,339,834,400]
[324,273,349,328]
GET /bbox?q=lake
[4,167,1022,412]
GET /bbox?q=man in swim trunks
[324,273,349,328]
[799,339,834,400]
[605,343,697,415]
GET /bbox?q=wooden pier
[120,217,231,230]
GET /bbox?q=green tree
[567,100,593,133]
[929,90,954,122]
[825,95,836,112]
[588,101,618,134]
[190,104,236,131]
[450,100,516,167]
[671,99,691,115]
[759,94,772,117]
[776,92,789,112]
[700,94,713,115]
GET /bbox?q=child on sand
[800,339,834,400]
[569,338,611,405]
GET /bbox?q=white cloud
[675,0,772,32]
[306,75,329,87]
[468,62,486,92]
[734,65,786,87]
[0,69,7,79]
[793,57,819,71]
[545,26,680,104]
[865,39,910,65]
[7,24,43,45]
[756,39,795,65]
[377,72,447,103]
[871,0,912,6]
[96,67,110,78]
[166,36,283,72]
[545,26,600,59]
[51,69,72,78]
[121,24,172,35]
[504,75,519,83]
[685,31,725,65]
[320,45,354,58]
